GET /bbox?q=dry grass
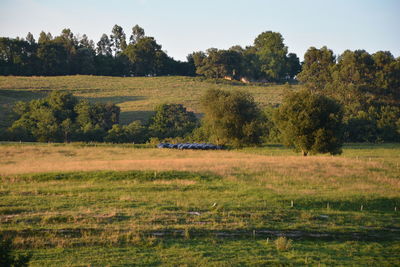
[0,144,383,176]
[1,143,398,197]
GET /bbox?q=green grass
[1,143,399,266]
[0,75,295,125]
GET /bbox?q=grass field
[0,75,295,126]
[1,143,399,266]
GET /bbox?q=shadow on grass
[120,110,155,123]
[2,226,399,244]
[83,95,147,105]
[290,197,399,212]
[12,170,221,182]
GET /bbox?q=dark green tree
[275,90,344,156]
[194,48,243,79]
[25,32,35,45]
[253,31,288,81]
[297,46,336,92]
[286,52,301,79]
[148,104,198,139]
[37,42,69,75]
[124,37,162,76]
[96,34,112,56]
[130,24,145,44]
[200,89,263,146]
[38,31,52,44]
[105,120,148,143]
[110,24,127,55]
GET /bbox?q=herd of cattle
[157,143,223,150]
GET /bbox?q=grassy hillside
[0,75,296,125]
[0,143,399,265]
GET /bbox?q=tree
[96,34,112,56]
[286,53,301,79]
[38,31,52,44]
[110,24,127,55]
[130,24,145,44]
[275,90,344,156]
[105,120,148,143]
[194,48,243,79]
[37,42,69,75]
[327,50,375,113]
[124,36,162,76]
[253,31,288,81]
[25,32,36,45]
[297,46,336,92]
[200,89,263,146]
[148,104,198,139]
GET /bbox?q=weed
[275,236,293,252]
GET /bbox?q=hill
[0,75,296,125]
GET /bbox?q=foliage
[297,47,400,142]
[200,88,264,146]
[191,31,301,82]
[253,31,289,81]
[275,90,344,156]
[148,104,198,139]
[8,91,120,142]
[105,120,148,143]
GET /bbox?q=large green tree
[275,90,344,156]
[148,104,198,139]
[200,89,263,146]
[297,46,336,92]
[252,31,288,81]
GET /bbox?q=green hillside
[0,75,297,125]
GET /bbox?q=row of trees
[0,25,193,76]
[0,28,302,80]
[1,89,346,156]
[1,91,199,144]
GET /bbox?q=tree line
[0,26,301,80]
[0,25,193,77]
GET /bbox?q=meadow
[0,142,399,266]
[0,76,399,265]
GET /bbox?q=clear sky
[0,0,399,61]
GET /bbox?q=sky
[0,0,399,61]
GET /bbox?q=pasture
[0,75,293,126]
[0,142,399,265]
